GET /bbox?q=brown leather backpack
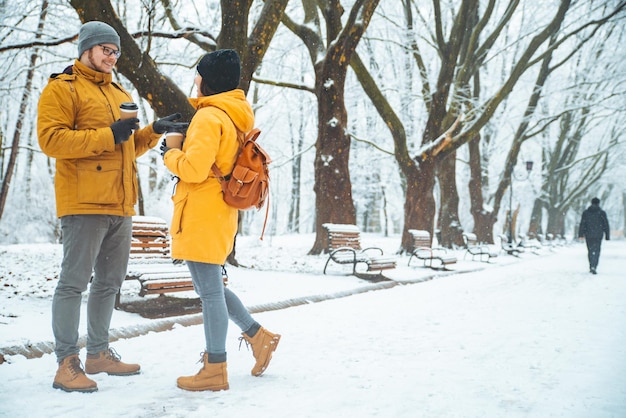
[211,127,271,238]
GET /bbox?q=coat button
[97,165,102,171]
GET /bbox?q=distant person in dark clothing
[578,197,610,274]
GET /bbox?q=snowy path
[1,241,625,417]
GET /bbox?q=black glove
[153,113,189,134]
[110,118,139,144]
[159,138,171,158]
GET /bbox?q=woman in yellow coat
[162,50,280,391]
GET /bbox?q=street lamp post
[508,160,534,243]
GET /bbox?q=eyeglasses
[98,44,121,59]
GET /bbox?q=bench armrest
[361,246,384,256]
[329,246,359,261]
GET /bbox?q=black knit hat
[196,49,241,93]
[591,197,600,205]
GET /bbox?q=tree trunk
[288,67,307,233]
[528,198,544,238]
[411,86,454,245]
[546,206,566,237]
[467,134,495,243]
[310,61,356,253]
[233,0,290,93]
[0,1,47,220]
[437,152,463,248]
[303,0,381,255]
[288,118,303,233]
[349,51,412,248]
[70,0,195,119]
[402,161,436,249]
[25,124,35,197]
[71,0,286,115]
[218,0,252,50]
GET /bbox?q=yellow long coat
[164,90,254,264]
[37,60,161,217]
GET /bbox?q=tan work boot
[85,348,140,376]
[240,327,281,376]
[177,352,229,392]
[53,354,98,393]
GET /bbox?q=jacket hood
[189,89,254,133]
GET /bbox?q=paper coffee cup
[120,102,138,119]
[165,132,184,149]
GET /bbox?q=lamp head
[525,161,534,173]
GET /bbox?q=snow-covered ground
[1,234,625,418]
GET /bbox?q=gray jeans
[186,261,258,363]
[52,215,131,361]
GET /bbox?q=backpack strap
[209,107,270,240]
[210,107,244,180]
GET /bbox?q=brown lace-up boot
[53,354,98,393]
[240,327,281,376]
[177,352,229,392]
[85,348,140,376]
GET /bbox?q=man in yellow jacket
[37,21,186,393]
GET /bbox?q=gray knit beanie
[78,21,120,58]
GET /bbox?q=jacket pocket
[76,159,123,204]
[171,191,188,234]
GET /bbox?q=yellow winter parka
[37,59,161,217]
[164,90,254,264]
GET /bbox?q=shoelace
[105,347,122,362]
[238,337,250,352]
[68,356,86,377]
[195,351,207,364]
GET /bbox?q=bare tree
[281,0,381,254]
[352,1,625,251]
[3,0,626,246]
[0,1,48,219]
[525,8,626,238]
[344,1,567,248]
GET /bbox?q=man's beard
[88,50,112,74]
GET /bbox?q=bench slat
[322,224,396,275]
[462,232,498,262]
[139,280,194,296]
[408,229,457,270]
[498,234,524,257]
[116,216,193,307]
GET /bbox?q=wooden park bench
[462,232,498,262]
[537,233,559,251]
[497,234,524,257]
[407,229,457,270]
[115,216,194,308]
[322,223,397,278]
[517,233,543,254]
[547,233,567,247]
